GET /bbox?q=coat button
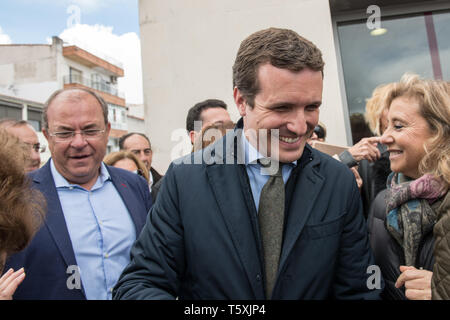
[256,274,261,282]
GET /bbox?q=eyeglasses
[25,142,46,153]
[33,143,46,153]
[133,169,145,177]
[49,129,106,142]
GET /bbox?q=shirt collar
[148,169,153,187]
[50,158,111,189]
[240,129,297,166]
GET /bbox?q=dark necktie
[258,161,284,299]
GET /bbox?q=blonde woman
[104,151,149,183]
[368,74,449,300]
[356,83,395,218]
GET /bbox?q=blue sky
[0,0,143,103]
[0,0,139,44]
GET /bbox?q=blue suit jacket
[4,160,152,300]
[113,122,383,300]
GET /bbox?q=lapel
[107,165,145,234]
[33,161,79,269]
[278,150,325,272]
[150,167,162,184]
[204,128,264,299]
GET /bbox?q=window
[69,67,82,84]
[107,104,127,130]
[27,109,43,131]
[0,103,21,120]
[337,9,450,139]
[91,73,101,91]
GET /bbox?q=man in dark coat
[4,88,152,299]
[113,28,381,300]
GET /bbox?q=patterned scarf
[385,172,448,266]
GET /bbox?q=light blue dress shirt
[240,133,297,211]
[50,160,136,300]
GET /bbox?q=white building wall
[127,116,146,134]
[0,40,119,103]
[139,0,348,173]
[0,44,60,102]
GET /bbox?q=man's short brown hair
[232,27,325,107]
[43,88,109,130]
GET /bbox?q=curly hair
[365,83,395,136]
[0,129,46,270]
[384,73,450,187]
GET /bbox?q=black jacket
[358,151,391,219]
[150,167,162,184]
[367,189,435,300]
[113,120,381,300]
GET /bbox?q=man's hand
[0,268,25,300]
[348,137,381,162]
[395,265,432,300]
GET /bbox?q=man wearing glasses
[0,119,45,172]
[4,88,152,300]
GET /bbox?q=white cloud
[0,26,12,44]
[58,24,143,104]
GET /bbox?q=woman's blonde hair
[384,73,450,186]
[103,150,150,182]
[365,82,395,136]
[0,129,45,266]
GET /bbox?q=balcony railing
[63,75,124,98]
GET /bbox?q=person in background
[337,124,381,168]
[4,88,152,300]
[307,121,326,143]
[307,121,362,191]
[349,113,375,144]
[153,102,232,200]
[104,151,150,183]
[186,99,232,148]
[357,83,394,218]
[0,129,45,300]
[151,121,236,202]
[193,120,235,152]
[0,119,45,173]
[365,84,392,137]
[119,133,162,194]
[368,74,449,300]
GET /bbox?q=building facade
[0,36,138,154]
[0,93,50,162]
[138,0,449,173]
